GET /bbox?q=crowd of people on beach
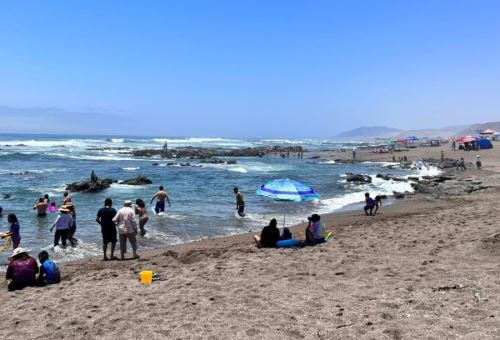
[0,184,173,291]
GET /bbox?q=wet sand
[1,143,500,339]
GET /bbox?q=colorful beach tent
[480,129,496,135]
[455,137,476,143]
[477,138,493,149]
[406,136,419,141]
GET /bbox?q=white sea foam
[228,167,248,173]
[110,138,124,143]
[320,160,336,165]
[122,167,140,171]
[0,139,86,148]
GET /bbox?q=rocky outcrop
[410,176,487,196]
[376,174,408,182]
[345,173,372,183]
[129,146,305,159]
[66,178,115,192]
[120,176,153,185]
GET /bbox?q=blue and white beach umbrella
[256,179,320,227]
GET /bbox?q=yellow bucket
[140,270,154,284]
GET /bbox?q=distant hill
[334,125,468,141]
[334,126,402,140]
[453,121,500,137]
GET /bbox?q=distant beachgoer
[441,150,444,161]
[476,155,482,169]
[2,214,21,249]
[66,204,77,247]
[50,206,73,248]
[305,214,325,245]
[352,150,356,159]
[62,192,72,205]
[452,140,456,151]
[403,155,408,162]
[48,201,58,212]
[33,197,48,217]
[0,206,3,217]
[234,187,245,217]
[253,218,280,248]
[96,198,118,261]
[135,198,149,236]
[6,247,38,291]
[90,170,98,182]
[150,186,171,214]
[43,194,50,204]
[456,157,466,171]
[374,195,383,214]
[37,250,61,286]
[364,193,375,216]
[113,200,139,260]
[392,155,396,162]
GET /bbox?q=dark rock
[152,163,159,166]
[66,178,115,193]
[345,173,372,183]
[120,176,153,185]
[310,156,321,159]
[226,160,237,165]
[393,191,406,199]
[407,176,420,182]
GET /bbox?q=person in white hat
[50,206,73,248]
[6,247,39,291]
[112,200,139,260]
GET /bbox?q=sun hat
[8,247,30,261]
[124,200,133,206]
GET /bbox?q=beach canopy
[456,137,476,143]
[478,138,493,149]
[256,179,320,202]
[481,129,496,134]
[406,135,419,141]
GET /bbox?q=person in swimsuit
[135,198,149,236]
[234,187,245,217]
[2,214,21,249]
[150,186,171,214]
[33,197,48,217]
[62,192,72,205]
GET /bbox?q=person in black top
[96,198,118,261]
[253,218,280,248]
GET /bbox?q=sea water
[0,134,439,264]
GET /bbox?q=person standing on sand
[476,155,482,169]
[150,186,171,214]
[234,187,245,217]
[113,200,139,260]
[441,150,444,162]
[33,197,48,217]
[96,198,118,261]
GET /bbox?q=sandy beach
[1,144,500,339]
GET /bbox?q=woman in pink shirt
[112,200,139,260]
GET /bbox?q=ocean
[0,134,440,265]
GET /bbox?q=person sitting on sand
[281,227,292,240]
[135,199,149,236]
[33,197,48,217]
[113,200,139,260]
[364,193,375,216]
[6,247,38,291]
[374,195,383,214]
[1,213,21,249]
[37,250,61,286]
[305,214,325,245]
[254,218,280,248]
[51,206,73,248]
[96,198,118,261]
[150,186,171,214]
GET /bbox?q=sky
[1,0,499,138]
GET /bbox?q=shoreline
[1,144,499,339]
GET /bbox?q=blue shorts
[155,201,165,213]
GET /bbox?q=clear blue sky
[1,0,499,137]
